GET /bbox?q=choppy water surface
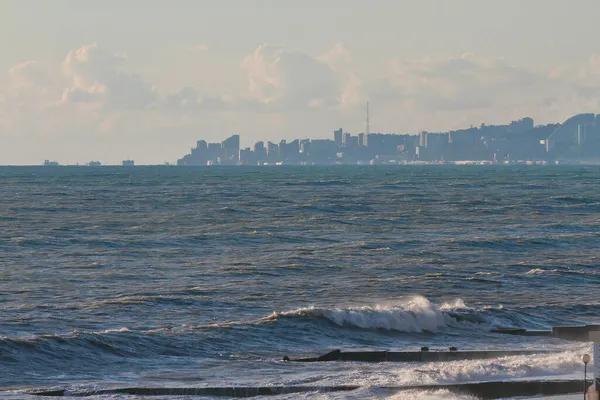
[1,165,599,399]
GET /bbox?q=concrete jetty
[29,380,583,399]
[491,324,600,341]
[283,348,554,363]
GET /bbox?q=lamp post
[584,353,591,400]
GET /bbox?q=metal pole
[595,344,600,390]
[586,362,588,400]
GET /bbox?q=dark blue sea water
[1,165,599,399]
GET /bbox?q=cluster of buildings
[176,113,600,166]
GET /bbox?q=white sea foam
[312,345,589,387]
[271,296,470,333]
[439,298,467,310]
[311,388,479,400]
[384,390,479,400]
[526,268,554,275]
[393,348,587,386]
[277,347,589,400]
[68,327,131,335]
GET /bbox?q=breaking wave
[402,349,584,385]
[266,296,505,333]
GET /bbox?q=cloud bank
[2,42,600,163]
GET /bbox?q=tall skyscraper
[222,134,240,163]
[419,131,428,148]
[253,141,266,160]
[333,128,343,147]
[342,132,351,147]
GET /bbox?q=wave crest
[270,296,471,333]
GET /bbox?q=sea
[1,165,599,399]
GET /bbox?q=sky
[2,0,600,165]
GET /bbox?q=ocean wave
[0,330,136,365]
[526,268,549,275]
[0,326,199,368]
[0,297,577,381]
[398,347,586,385]
[263,295,570,334]
[266,297,484,333]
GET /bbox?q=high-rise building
[358,133,365,147]
[253,141,266,160]
[207,142,222,163]
[266,141,278,157]
[364,102,370,147]
[419,131,428,148]
[222,134,240,164]
[348,135,358,149]
[253,141,264,153]
[300,139,311,155]
[333,128,343,147]
[278,140,287,160]
[578,125,586,145]
[188,140,208,164]
[342,132,351,147]
[239,147,252,165]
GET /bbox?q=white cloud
[61,43,158,109]
[9,61,49,88]
[59,43,256,114]
[241,44,356,109]
[317,42,352,72]
[380,54,520,110]
[318,43,363,110]
[364,53,600,131]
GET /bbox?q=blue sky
[1,0,600,164]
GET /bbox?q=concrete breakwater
[491,325,600,342]
[29,380,584,399]
[283,348,554,362]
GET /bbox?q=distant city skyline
[2,0,600,164]
[174,113,600,167]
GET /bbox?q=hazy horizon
[2,0,600,165]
